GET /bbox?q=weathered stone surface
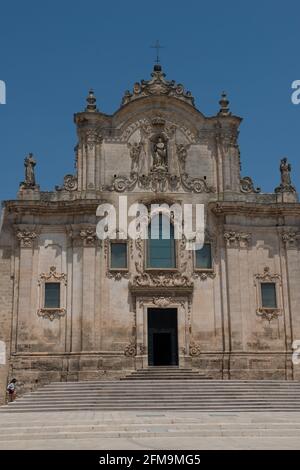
[1,65,300,399]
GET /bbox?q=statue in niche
[152,136,168,171]
[128,142,143,172]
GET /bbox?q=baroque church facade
[0,64,300,400]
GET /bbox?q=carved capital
[79,227,97,247]
[281,231,299,248]
[16,229,37,248]
[224,231,251,248]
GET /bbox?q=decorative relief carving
[254,266,281,283]
[224,231,251,248]
[137,296,186,310]
[106,270,130,281]
[63,174,78,191]
[130,263,193,289]
[181,173,215,193]
[79,227,97,246]
[84,128,103,150]
[192,271,216,280]
[16,230,37,248]
[138,343,146,355]
[152,297,173,307]
[37,308,66,322]
[281,230,299,247]
[124,340,136,357]
[240,176,260,194]
[215,125,239,152]
[189,341,201,356]
[121,65,195,107]
[256,308,282,323]
[38,266,67,286]
[106,170,215,194]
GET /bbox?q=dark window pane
[111,243,127,269]
[261,283,277,308]
[45,283,60,308]
[147,214,175,268]
[196,243,212,269]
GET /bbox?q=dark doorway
[148,308,178,366]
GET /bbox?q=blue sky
[0,0,299,201]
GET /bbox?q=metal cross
[151,40,164,64]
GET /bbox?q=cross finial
[151,40,164,64]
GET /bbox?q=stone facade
[1,64,300,401]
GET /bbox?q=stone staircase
[2,367,300,413]
[120,366,209,380]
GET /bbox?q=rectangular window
[110,242,127,269]
[147,214,176,269]
[195,243,212,269]
[44,283,60,308]
[261,283,277,308]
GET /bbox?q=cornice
[210,201,300,217]
[4,199,107,216]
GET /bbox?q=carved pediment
[121,65,195,108]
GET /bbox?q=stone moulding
[37,267,67,321]
[254,267,282,322]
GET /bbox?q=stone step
[0,425,299,440]
[0,405,300,413]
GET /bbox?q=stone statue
[25,153,36,187]
[280,158,291,186]
[275,157,296,193]
[128,142,142,172]
[153,137,167,170]
[19,153,38,190]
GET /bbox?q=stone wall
[0,239,13,404]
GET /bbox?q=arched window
[147,213,176,268]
